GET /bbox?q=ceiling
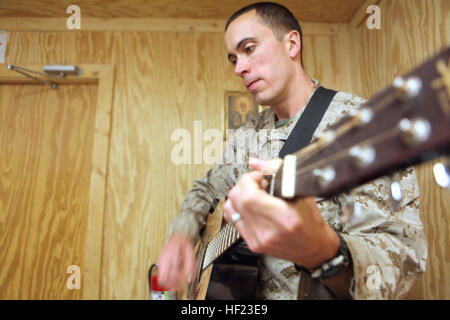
[0,0,366,23]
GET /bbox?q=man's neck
[272,70,315,121]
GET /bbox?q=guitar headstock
[274,46,450,199]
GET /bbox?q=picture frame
[224,91,269,139]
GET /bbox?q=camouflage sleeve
[339,166,427,299]
[167,124,253,244]
[167,163,237,243]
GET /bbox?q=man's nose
[234,57,249,77]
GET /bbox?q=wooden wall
[1,0,448,299]
[348,0,449,299]
[3,25,352,299]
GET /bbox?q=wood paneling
[2,0,447,300]
[349,0,450,299]
[2,26,351,299]
[0,18,347,35]
[413,158,450,299]
[0,0,365,23]
[0,83,98,299]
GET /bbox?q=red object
[151,274,170,292]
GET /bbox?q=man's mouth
[246,79,260,90]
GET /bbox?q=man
[158,2,427,299]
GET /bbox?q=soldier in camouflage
[157,2,427,299]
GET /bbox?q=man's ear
[285,30,301,59]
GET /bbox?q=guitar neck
[202,222,241,270]
[272,47,450,200]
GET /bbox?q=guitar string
[293,125,402,180]
[201,223,240,270]
[288,93,396,171]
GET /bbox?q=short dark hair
[225,2,303,66]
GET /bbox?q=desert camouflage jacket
[168,83,427,300]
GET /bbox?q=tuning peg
[398,118,431,146]
[318,130,336,147]
[388,174,403,211]
[358,107,374,126]
[349,145,376,168]
[393,76,422,101]
[313,166,336,188]
[433,158,450,189]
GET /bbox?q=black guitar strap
[278,86,337,158]
[277,86,337,299]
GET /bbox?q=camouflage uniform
[168,81,427,299]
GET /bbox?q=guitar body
[206,240,260,300]
[178,198,260,300]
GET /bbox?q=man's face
[224,10,293,106]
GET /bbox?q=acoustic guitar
[178,47,450,300]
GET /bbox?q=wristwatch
[295,233,351,280]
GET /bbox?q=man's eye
[230,57,237,65]
[245,45,255,53]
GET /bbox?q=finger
[243,171,269,192]
[161,250,178,289]
[224,194,262,251]
[249,157,283,175]
[158,242,185,289]
[175,240,196,288]
[171,243,193,290]
[228,184,279,253]
[223,198,234,223]
[157,249,171,285]
[169,256,185,290]
[183,246,195,282]
[234,175,293,227]
[184,248,196,282]
[228,175,272,228]
[241,171,265,189]
[224,196,245,227]
[260,178,269,190]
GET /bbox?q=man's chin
[252,93,273,107]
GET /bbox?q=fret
[202,223,241,271]
[220,232,225,254]
[217,232,223,254]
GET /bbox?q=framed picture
[224,91,270,138]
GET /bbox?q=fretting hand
[223,158,340,269]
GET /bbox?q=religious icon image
[225,92,261,130]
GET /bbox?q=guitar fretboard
[202,222,240,270]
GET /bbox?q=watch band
[295,233,351,280]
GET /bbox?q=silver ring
[230,212,242,225]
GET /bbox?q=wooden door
[0,82,101,299]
